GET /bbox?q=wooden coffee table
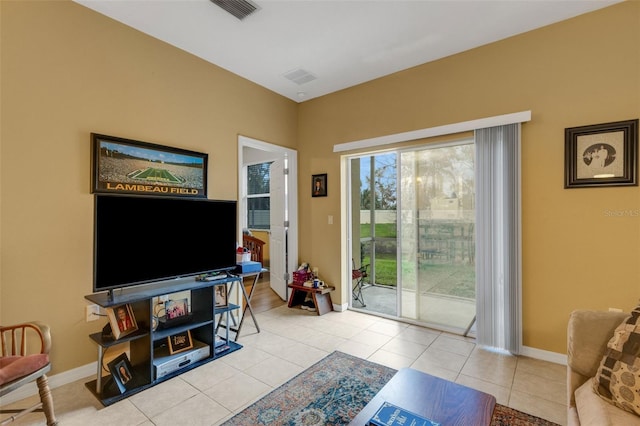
[350,368,496,426]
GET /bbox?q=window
[247,162,271,230]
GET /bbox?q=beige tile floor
[2,305,567,426]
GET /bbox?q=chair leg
[36,375,58,426]
[352,278,366,307]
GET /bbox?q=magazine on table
[368,401,440,426]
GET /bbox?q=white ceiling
[73,0,622,103]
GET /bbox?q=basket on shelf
[293,270,313,285]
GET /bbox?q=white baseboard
[520,345,567,366]
[333,303,348,312]
[1,362,97,405]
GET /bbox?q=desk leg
[234,275,260,341]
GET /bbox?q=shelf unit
[84,275,242,406]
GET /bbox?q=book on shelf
[368,401,440,426]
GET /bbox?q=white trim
[333,302,349,312]
[333,111,532,153]
[1,362,97,405]
[520,345,567,366]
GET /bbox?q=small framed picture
[167,330,193,354]
[565,119,638,188]
[107,304,138,340]
[107,353,136,394]
[312,173,327,197]
[165,298,189,319]
[215,284,228,308]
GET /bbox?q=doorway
[238,136,298,305]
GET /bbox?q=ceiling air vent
[210,0,260,20]
[283,68,317,85]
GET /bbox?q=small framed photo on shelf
[214,284,228,308]
[165,298,188,319]
[168,330,193,354]
[106,304,138,340]
[107,353,136,394]
[312,173,327,197]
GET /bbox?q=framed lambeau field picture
[565,119,638,188]
[91,133,208,197]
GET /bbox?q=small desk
[349,368,496,426]
[229,268,266,340]
[287,283,335,315]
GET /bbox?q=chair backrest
[243,234,266,264]
[0,322,50,357]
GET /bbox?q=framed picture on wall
[312,173,327,197]
[565,119,638,188]
[91,133,208,197]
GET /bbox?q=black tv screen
[94,194,237,293]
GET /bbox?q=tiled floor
[3,305,567,426]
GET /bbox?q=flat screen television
[93,194,237,293]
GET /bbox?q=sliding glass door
[350,153,398,316]
[399,141,476,332]
[349,140,476,334]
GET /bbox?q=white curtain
[474,123,521,354]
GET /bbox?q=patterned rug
[222,351,559,426]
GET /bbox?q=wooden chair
[0,322,57,426]
[242,234,265,265]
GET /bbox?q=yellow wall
[297,1,640,354]
[1,0,638,381]
[0,1,296,374]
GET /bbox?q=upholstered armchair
[0,321,58,426]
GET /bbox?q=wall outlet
[85,304,100,322]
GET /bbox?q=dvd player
[153,339,210,379]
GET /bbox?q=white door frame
[237,135,298,301]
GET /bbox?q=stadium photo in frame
[91,133,208,197]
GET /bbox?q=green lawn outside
[359,223,475,299]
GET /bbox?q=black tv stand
[84,275,243,406]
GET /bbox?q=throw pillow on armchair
[593,303,640,416]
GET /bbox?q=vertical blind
[474,123,522,354]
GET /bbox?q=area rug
[222,351,559,426]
